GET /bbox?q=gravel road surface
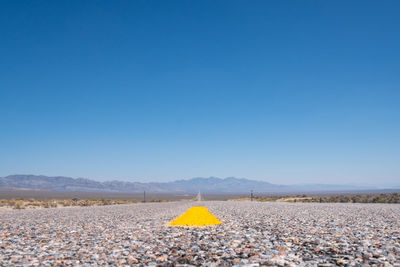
[0,201,399,266]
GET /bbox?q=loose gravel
[0,201,399,266]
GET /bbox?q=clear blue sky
[1,1,399,185]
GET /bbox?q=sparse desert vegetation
[0,198,171,209]
[253,192,400,203]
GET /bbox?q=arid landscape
[2,0,400,266]
[1,201,399,266]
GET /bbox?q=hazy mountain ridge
[0,174,390,194]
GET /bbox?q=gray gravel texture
[0,201,399,266]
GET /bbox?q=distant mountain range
[1,174,397,194]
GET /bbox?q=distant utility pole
[251,190,254,202]
[143,191,146,203]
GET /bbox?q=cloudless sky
[1,1,399,185]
